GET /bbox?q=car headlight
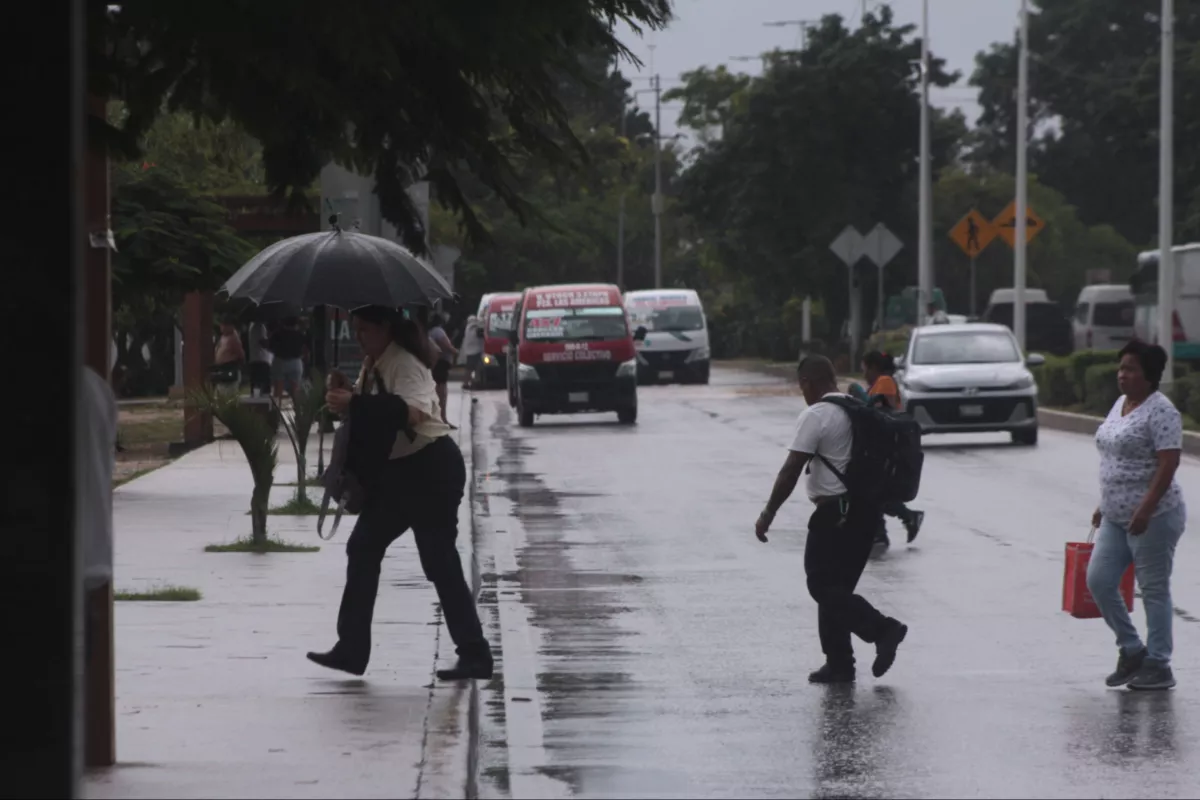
[616,358,638,378]
[1006,374,1035,390]
[482,354,493,365]
[517,363,539,381]
[685,345,711,362]
[903,377,932,393]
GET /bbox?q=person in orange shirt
[860,351,925,548]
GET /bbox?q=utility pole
[617,106,626,290]
[653,73,663,289]
[917,0,933,324]
[764,19,818,50]
[1014,0,1029,351]
[1158,0,1176,384]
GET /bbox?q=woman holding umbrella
[307,305,492,681]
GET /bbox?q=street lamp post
[917,0,932,324]
[1014,0,1030,352]
[653,74,663,289]
[1158,0,1176,385]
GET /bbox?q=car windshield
[524,307,627,341]
[486,310,514,335]
[1093,301,1135,327]
[630,305,705,332]
[912,331,1021,365]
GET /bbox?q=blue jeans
[1086,503,1186,666]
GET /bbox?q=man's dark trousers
[804,497,891,667]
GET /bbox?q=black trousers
[335,436,489,664]
[249,361,272,394]
[804,498,891,667]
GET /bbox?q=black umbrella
[220,222,454,310]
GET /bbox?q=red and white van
[478,292,521,388]
[505,283,644,427]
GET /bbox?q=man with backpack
[755,355,917,684]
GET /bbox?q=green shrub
[1068,350,1120,405]
[1083,364,1121,415]
[1187,384,1200,425]
[1034,356,1077,407]
[1170,371,1200,411]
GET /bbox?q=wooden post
[83,91,117,769]
[183,291,215,444]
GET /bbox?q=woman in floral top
[1087,340,1185,691]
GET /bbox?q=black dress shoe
[808,662,856,684]
[306,648,367,676]
[872,620,908,678]
[436,657,494,681]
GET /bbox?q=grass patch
[118,402,185,449]
[113,463,168,488]
[115,585,202,602]
[262,494,323,515]
[205,536,320,553]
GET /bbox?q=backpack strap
[809,395,857,491]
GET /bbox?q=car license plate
[659,370,674,380]
[960,404,984,418]
[568,391,588,403]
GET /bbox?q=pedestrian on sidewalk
[309,305,493,681]
[428,312,459,426]
[1087,340,1186,691]
[859,351,924,548]
[460,314,484,389]
[755,354,908,685]
[211,320,245,396]
[247,320,273,397]
[266,316,307,402]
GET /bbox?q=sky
[614,0,1023,136]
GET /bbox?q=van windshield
[524,307,627,342]
[487,310,513,335]
[1093,301,1135,327]
[634,306,705,332]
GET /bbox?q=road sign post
[830,224,903,359]
[949,209,998,317]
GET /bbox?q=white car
[897,323,1045,446]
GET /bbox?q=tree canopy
[968,0,1200,245]
[90,0,672,251]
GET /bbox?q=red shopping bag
[1063,528,1135,619]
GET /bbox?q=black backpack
[814,394,924,507]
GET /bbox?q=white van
[1072,284,1135,351]
[624,289,711,384]
[1131,243,1200,363]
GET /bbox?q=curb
[1038,407,1200,456]
[465,391,482,800]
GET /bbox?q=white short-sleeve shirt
[789,392,854,501]
[356,342,454,459]
[1095,391,1184,525]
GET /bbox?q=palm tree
[190,384,278,546]
[276,369,327,506]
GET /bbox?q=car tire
[697,366,710,385]
[1012,428,1038,446]
[618,406,638,425]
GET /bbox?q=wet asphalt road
[469,365,1200,799]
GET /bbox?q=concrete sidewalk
[85,391,481,800]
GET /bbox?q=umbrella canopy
[220,228,454,311]
[232,299,305,323]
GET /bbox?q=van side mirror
[894,355,905,370]
[634,326,648,342]
[1026,353,1046,367]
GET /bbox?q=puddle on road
[478,403,646,796]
